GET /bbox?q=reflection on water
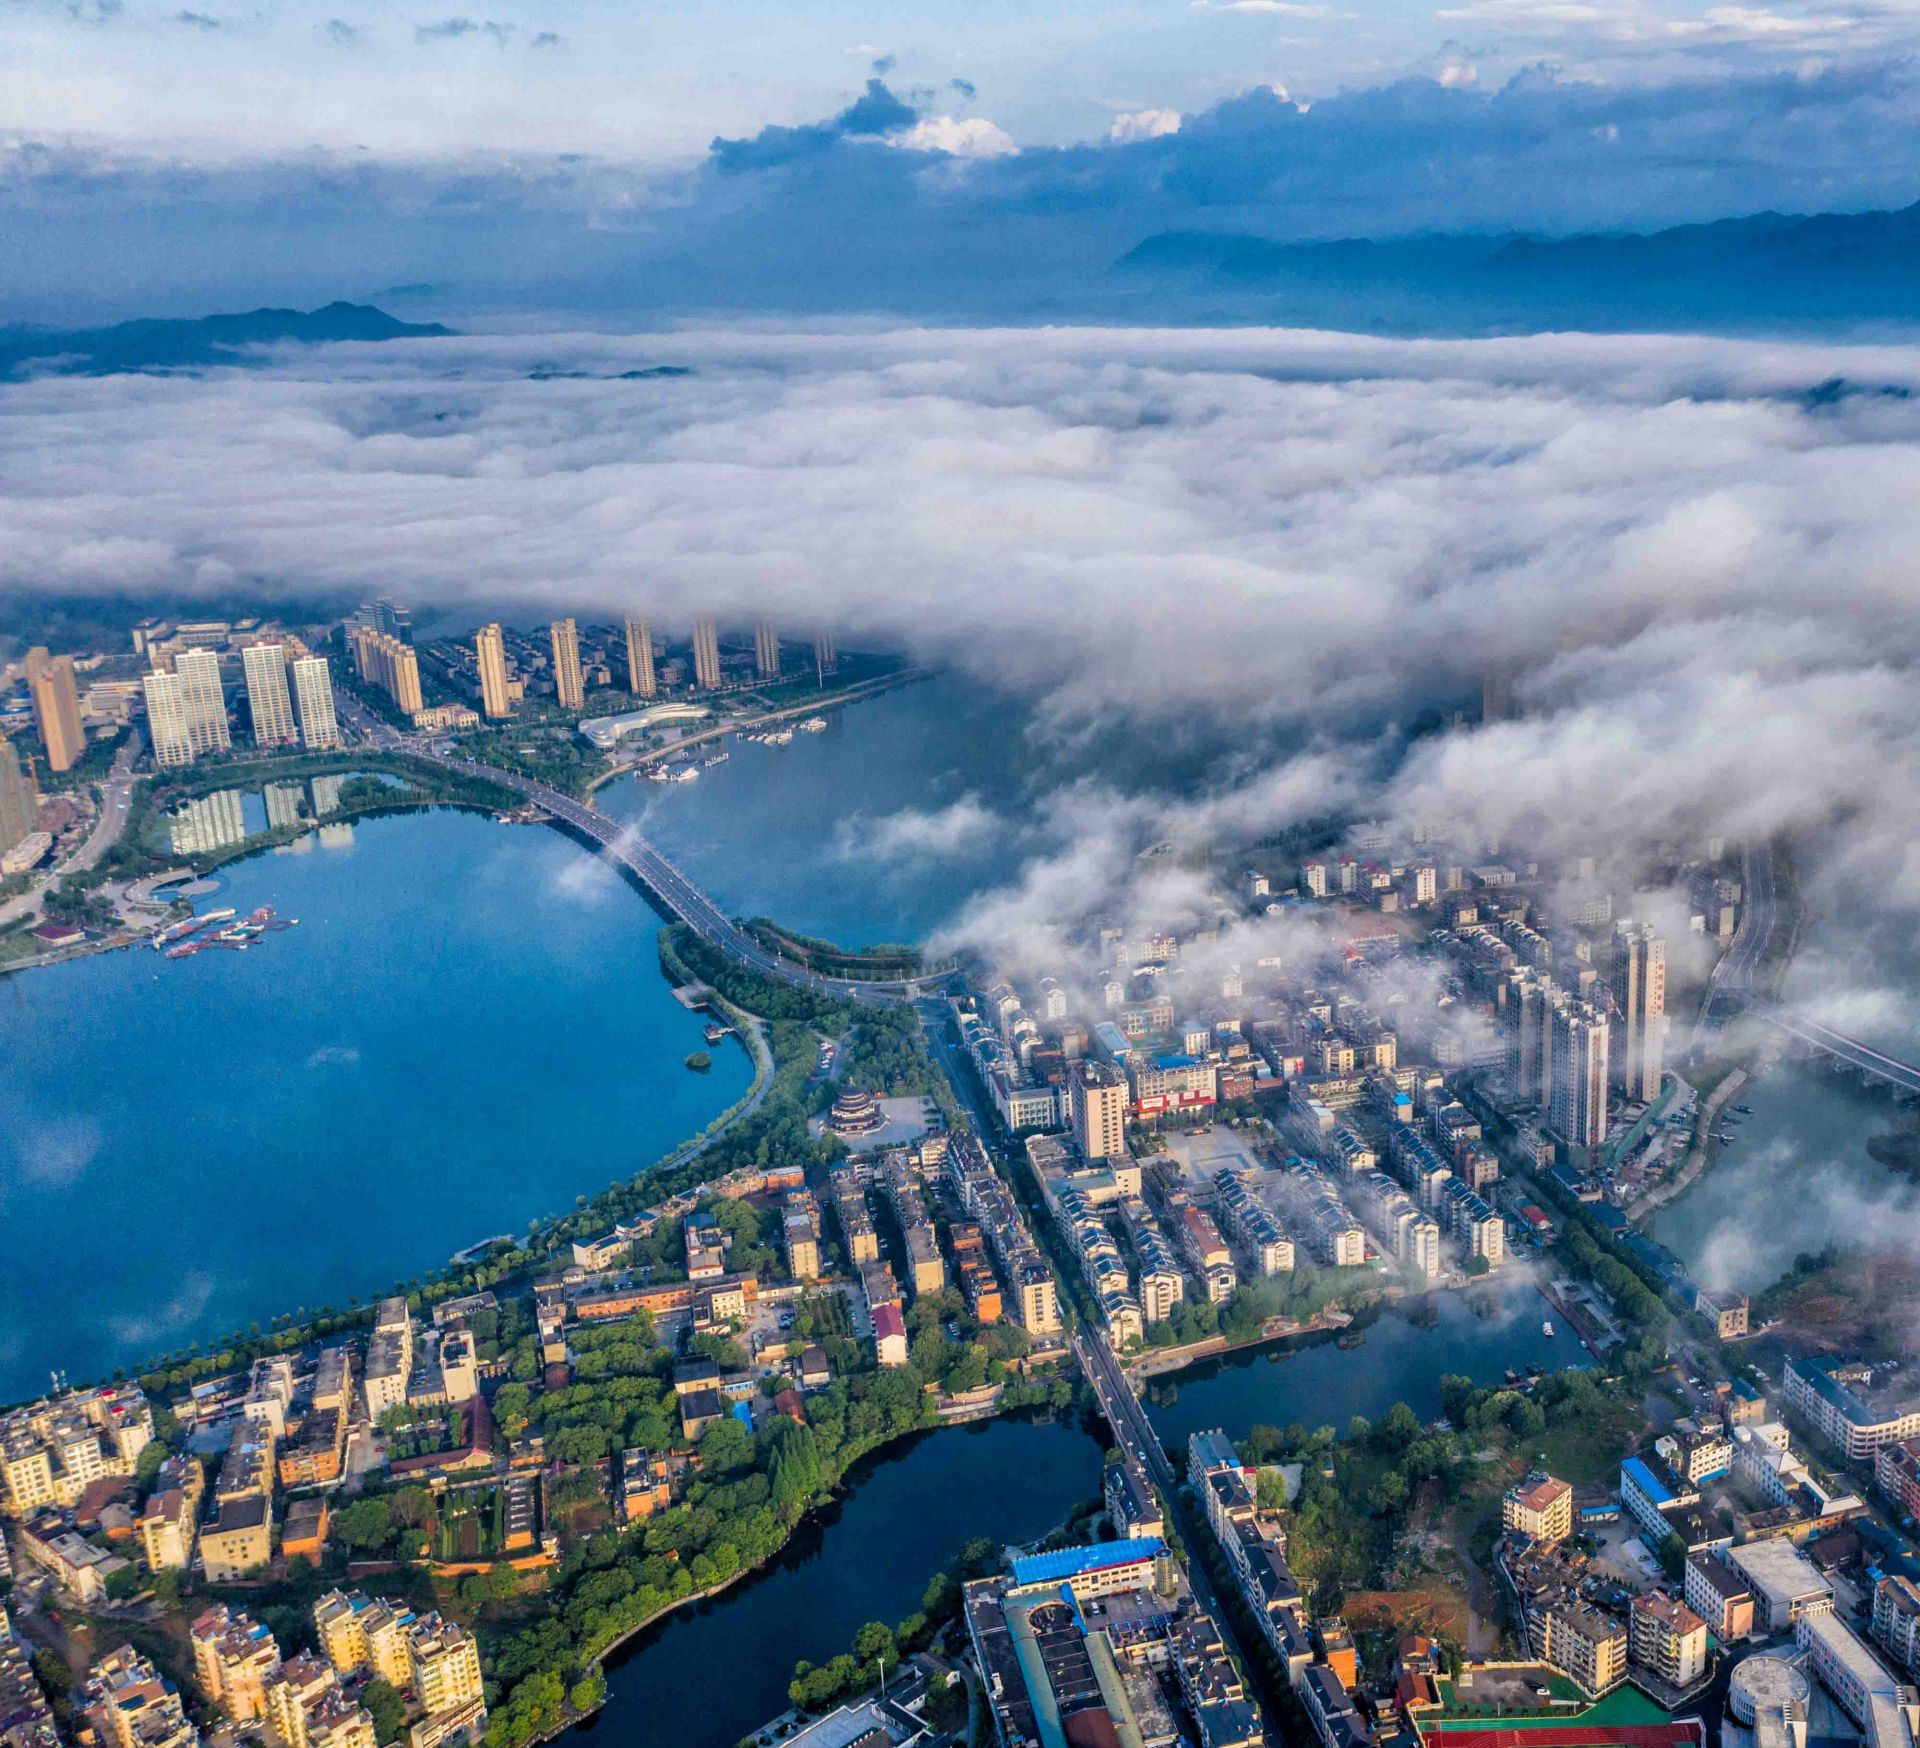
[166,773,394,856]
[0,809,751,1397]
[1142,1276,1590,1450]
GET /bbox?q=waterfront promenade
[417,749,942,1005]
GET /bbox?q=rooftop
[1010,1538,1166,1589]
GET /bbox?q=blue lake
[0,807,750,1399]
[575,1414,1104,1748]
[1141,1276,1594,1452]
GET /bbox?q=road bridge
[421,751,942,1005]
[1758,1010,1920,1097]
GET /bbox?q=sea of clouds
[6,320,1919,1022]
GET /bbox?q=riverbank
[0,809,756,1400]
[552,1413,1102,1748]
[1127,1308,1356,1379]
[1621,1065,1750,1219]
[0,751,522,978]
[582,666,934,795]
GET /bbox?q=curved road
[417,749,942,1006]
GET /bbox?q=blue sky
[1,0,1906,160]
[0,0,1914,317]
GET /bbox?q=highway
[1695,841,1776,1038]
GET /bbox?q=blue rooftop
[1152,1053,1198,1070]
[1011,1538,1165,1589]
[1622,1455,1674,1506]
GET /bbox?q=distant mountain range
[1115,200,1920,331]
[0,301,452,379]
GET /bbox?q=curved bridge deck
[429,752,936,1004]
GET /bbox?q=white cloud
[837,795,1005,863]
[1192,0,1330,15]
[6,322,1920,985]
[890,115,1018,157]
[16,1117,103,1189]
[1108,107,1183,141]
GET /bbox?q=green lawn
[1428,1677,1674,1731]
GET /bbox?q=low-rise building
[1877,1438,1920,1520]
[18,1516,126,1603]
[1620,1450,1699,1544]
[1696,1288,1750,1341]
[1105,1459,1166,1541]
[407,1614,485,1721]
[1873,1576,1920,1678]
[781,1192,822,1282]
[1783,1356,1920,1461]
[1795,1607,1919,1748]
[363,1298,415,1419]
[0,1602,59,1748]
[1727,1540,1834,1635]
[1006,1539,1168,1605]
[139,1480,199,1572]
[200,1493,273,1582]
[313,1591,416,1688]
[1,1386,154,1517]
[282,1495,330,1563]
[1685,1552,1756,1643]
[84,1648,200,1748]
[872,1303,909,1368]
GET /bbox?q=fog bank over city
[7,320,1920,1031]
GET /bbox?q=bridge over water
[1758,1010,1920,1097]
[424,751,939,1005]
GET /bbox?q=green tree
[335,1498,391,1550]
[568,1675,605,1715]
[364,1680,407,1747]
[852,1620,898,1676]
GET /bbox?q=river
[1141,1276,1593,1452]
[596,669,1260,949]
[1650,1054,1919,1294]
[0,806,751,1400]
[1646,875,1920,1296]
[572,1414,1104,1748]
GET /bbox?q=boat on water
[152,917,201,949]
[669,766,699,782]
[798,715,827,732]
[196,907,237,927]
[1543,1320,1555,1337]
